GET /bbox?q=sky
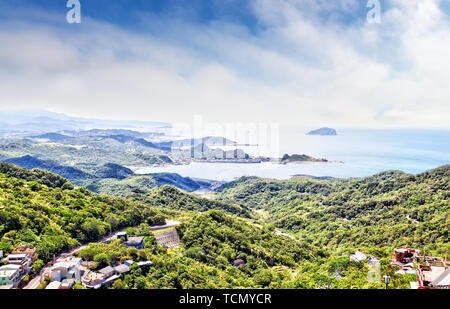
[0,0,449,128]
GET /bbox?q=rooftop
[422,266,447,283]
[45,281,62,289]
[7,253,28,259]
[0,269,19,278]
[98,266,114,275]
[114,264,131,274]
[126,237,144,244]
[431,268,450,287]
[12,245,36,255]
[0,264,21,271]
[137,261,154,267]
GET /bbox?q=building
[5,253,32,268]
[417,264,450,289]
[61,279,75,289]
[0,264,21,288]
[429,268,450,288]
[125,237,144,249]
[114,264,131,275]
[394,247,418,264]
[45,281,62,289]
[100,275,120,288]
[11,245,37,262]
[395,263,416,275]
[116,232,128,241]
[98,266,115,278]
[124,260,135,267]
[81,270,107,287]
[50,257,82,282]
[137,261,154,268]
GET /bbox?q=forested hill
[217,165,450,253]
[0,162,72,188]
[0,164,166,260]
[0,164,251,261]
[129,185,251,218]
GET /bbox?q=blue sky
[1,0,364,29]
[0,0,449,128]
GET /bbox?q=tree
[135,277,149,289]
[93,253,109,268]
[111,279,127,289]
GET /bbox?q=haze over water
[137,128,450,181]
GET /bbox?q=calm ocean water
[137,128,450,181]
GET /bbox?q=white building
[5,253,32,267]
[46,281,62,289]
[0,264,21,288]
[50,257,82,282]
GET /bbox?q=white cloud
[0,0,449,128]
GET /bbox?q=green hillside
[74,210,321,289]
[1,163,449,289]
[217,166,450,253]
[0,165,166,261]
[130,185,251,218]
[83,173,204,196]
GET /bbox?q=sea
[136,127,450,181]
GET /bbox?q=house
[417,264,450,289]
[11,245,37,262]
[395,262,416,275]
[124,260,135,267]
[125,237,144,249]
[0,264,21,288]
[61,279,75,289]
[394,247,418,264]
[82,262,132,289]
[98,266,115,278]
[114,264,131,275]
[137,261,154,268]
[100,275,120,288]
[50,257,82,282]
[116,232,128,241]
[429,268,450,288]
[45,281,62,289]
[5,253,32,268]
[232,259,246,267]
[81,270,107,287]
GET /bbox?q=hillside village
[2,235,449,289]
[0,221,182,290]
